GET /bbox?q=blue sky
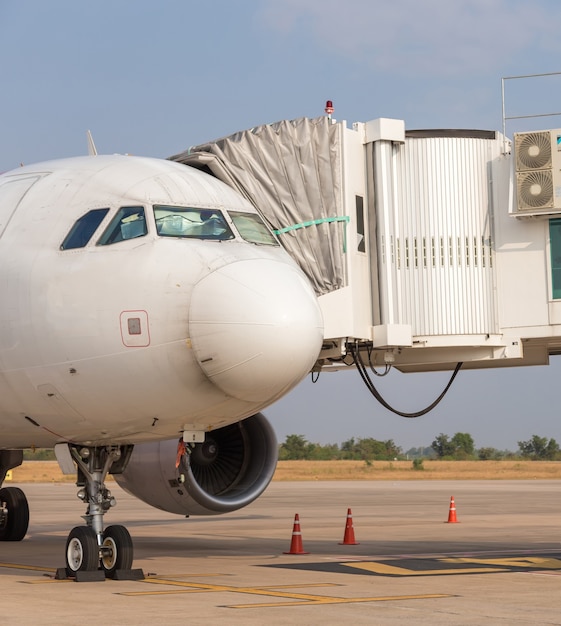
[2,0,561,451]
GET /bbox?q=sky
[2,0,561,452]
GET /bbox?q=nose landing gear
[59,444,139,580]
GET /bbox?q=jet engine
[114,413,277,516]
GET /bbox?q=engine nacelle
[114,413,277,515]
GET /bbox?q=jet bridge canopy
[170,116,347,297]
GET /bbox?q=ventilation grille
[516,169,554,209]
[515,131,552,171]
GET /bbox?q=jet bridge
[170,116,561,380]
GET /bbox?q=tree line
[278,433,561,461]
[21,433,561,463]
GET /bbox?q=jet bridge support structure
[170,115,561,376]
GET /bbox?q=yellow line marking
[127,577,341,601]
[0,562,56,573]
[121,582,340,596]
[147,573,225,578]
[229,594,452,609]
[119,576,452,608]
[255,583,341,589]
[122,589,217,596]
[341,562,506,576]
[442,557,561,569]
[24,579,72,584]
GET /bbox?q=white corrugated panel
[374,135,499,337]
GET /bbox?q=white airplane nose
[189,259,323,403]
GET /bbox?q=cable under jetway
[347,342,463,418]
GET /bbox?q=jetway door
[369,131,500,337]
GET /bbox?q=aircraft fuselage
[0,155,323,448]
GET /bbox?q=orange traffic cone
[339,508,359,545]
[446,496,459,523]
[283,514,309,554]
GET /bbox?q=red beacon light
[325,100,334,119]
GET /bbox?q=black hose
[349,342,462,418]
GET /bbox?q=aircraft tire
[0,487,29,541]
[65,526,98,574]
[101,524,133,577]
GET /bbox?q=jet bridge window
[550,218,561,299]
[60,208,109,250]
[97,206,147,245]
[356,196,366,253]
[228,211,279,246]
[154,205,234,240]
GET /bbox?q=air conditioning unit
[514,130,561,216]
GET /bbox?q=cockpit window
[60,208,109,250]
[228,211,279,246]
[97,206,147,246]
[154,205,234,240]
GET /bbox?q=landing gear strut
[62,444,135,578]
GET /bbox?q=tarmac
[2,480,561,625]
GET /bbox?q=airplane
[0,154,324,577]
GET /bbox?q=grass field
[273,460,561,480]
[5,459,561,483]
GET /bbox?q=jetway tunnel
[169,114,561,414]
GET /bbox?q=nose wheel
[65,526,98,574]
[100,525,133,576]
[65,524,133,576]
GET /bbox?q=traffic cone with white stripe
[339,508,359,545]
[283,514,309,554]
[446,496,459,523]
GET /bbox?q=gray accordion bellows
[169,116,346,296]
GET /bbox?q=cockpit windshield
[228,211,279,246]
[97,206,147,245]
[61,208,109,250]
[154,205,234,240]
